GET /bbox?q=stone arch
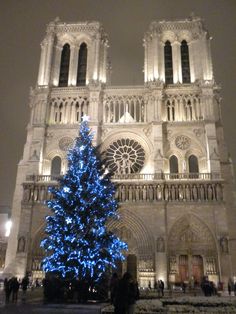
[178,30,193,43]
[30,223,46,272]
[75,34,92,47]
[168,213,217,255]
[43,149,67,175]
[161,31,176,43]
[107,208,154,256]
[57,34,74,47]
[168,214,219,282]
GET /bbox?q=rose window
[106,138,145,174]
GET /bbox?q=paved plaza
[1,287,236,313]
[0,287,105,313]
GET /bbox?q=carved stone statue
[220,237,229,253]
[157,237,165,252]
[135,186,140,201]
[17,236,26,253]
[148,185,154,201]
[157,184,162,200]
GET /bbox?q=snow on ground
[102,296,236,313]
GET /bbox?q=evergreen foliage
[41,116,127,281]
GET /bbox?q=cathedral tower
[5,16,236,288]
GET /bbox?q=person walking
[160,280,164,297]
[11,277,20,302]
[4,278,12,303]
[21,275,29,302]
[109,273,119,305]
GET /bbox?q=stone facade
[4,16,236,288]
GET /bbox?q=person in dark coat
[21,276,29,301]
[114,272,139,314]
[109,273,119,305]
[11,277,20,302]
[160,280,164,297]
[4,278,12,303]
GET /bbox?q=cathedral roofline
[46,17,107,38]
[144,14,208,41]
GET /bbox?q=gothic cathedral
[4,16,236,288]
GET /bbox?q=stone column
[44,34,54,86]
[93,34,101,81]
[37,40,47,86]
[67,44,77,86]
[153,33,159,80]
[143,40,148,83]
[188,40,196,83]
[172,41,181,83]
[51,45,62,86]
[158,42,165,82]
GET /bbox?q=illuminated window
[77,43,87,86]
[51,156,61,177]
[181,40,191,83]
[59,44,70,87]
[164,41,173,84]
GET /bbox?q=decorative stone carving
[193,128,203,137]
[157,237,165,252]
[175,135,191,150]
[220,237,229,254]
[59,137,73,151]
[154,149,163,160]
[169,256,177,274]
[30,149,39,161]
[105,138,145,174]
[17,236,26,253]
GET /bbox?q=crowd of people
[4,276,29,303]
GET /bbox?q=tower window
[59,44,70,87]
[189,155,199,173]
[164,41,173,84]
[77,43,87,86]
[181,40,191,83]
[169,155,179,174]
[51,156,61,177]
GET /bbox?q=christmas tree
[41,116,127,282]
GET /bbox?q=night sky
[0,0,235,211]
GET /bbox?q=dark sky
[0,0,236,210]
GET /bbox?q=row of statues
[23,182,223,203]
[116,183,223,202]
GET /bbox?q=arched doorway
[179,254,203,285]
[29,227,45,280]
[168,215,218,285]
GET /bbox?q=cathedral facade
[4,16,236,288]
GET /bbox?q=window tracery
[181,40,191,83]
[105,138,145,174]
[77,43,87,86]
[164,41,173,84]
[59,43,70,87]
[51,156,61,177]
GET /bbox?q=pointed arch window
[77,43,87,86]
[59,44,70,87]
[169,155,179,178]
[51,156,61,177]
[189,155,199,173]
[181,40,191,83]
[164,41,173,84]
